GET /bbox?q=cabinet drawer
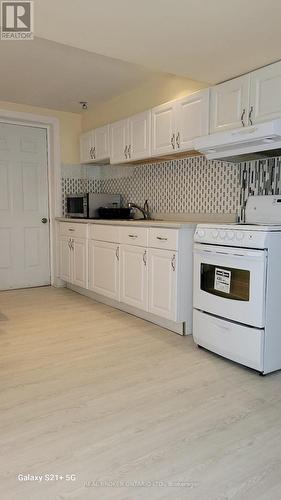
[149,228,178,250]
[60,222,88,239]
[90,224,120,243]
[120,226,148,247]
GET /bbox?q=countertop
[55,217,197,229]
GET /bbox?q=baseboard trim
[67,284,187,335]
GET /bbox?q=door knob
[41,217,48,224]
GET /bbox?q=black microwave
[65,193,121,218]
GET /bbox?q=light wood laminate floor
[1,287,281,500]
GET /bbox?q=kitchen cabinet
[120,244,148,311]
[58,223,88,288]
[210,75,250,133]
[59,236,72,282]
[89,240,120,300]
[250,61,281,124]
[210,60,281,133]
[57,221,194,335]
[151,89,209,156]
[151,101,176,156]
[110,111,151,164]
[177,90,209,151]
[80,130,95,163]
[110,118,128,164]
[148,248,177,321]
[80,126,110,164]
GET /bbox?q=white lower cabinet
[89,240,120,300]
[58,222,193,334]
[59,236,72,282]
[148,248,177,321]
[59,235,88,288]
[120,245,148,311]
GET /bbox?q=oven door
[193,243,267,328]
[66,194,87,218]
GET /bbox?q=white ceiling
[0,38,159,113]
[35,0,281,83]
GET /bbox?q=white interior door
[0,123,50,290]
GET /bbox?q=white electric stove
[193,195,281,374]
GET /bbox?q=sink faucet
[128,199,151,220]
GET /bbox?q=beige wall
[82,74,207,131]
[0,101,81,164]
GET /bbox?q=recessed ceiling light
[79,101,88,110]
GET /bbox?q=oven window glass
[200,264,250,301]
[67,197,84,215]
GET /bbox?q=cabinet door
[151,101,176,156]
[80,130,94,163]
[176,89,209,151]
[72,237,88,288]
[128,110,151,161]
[94,125,110,161]
[210,75,250,133]
[59,236,72,282]
[148,249,177,321]
[120,245,148,311]
[250,61,281,124]
[89,240,120,300]
[110,119,129,164]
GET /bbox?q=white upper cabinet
[128,110,151,161]
[94,125,110,162]
[80,130,95,163]
[210,75,250,133]
[210,61,281,133]
[151,101,176,156]
[151,89,209,156]
[80,126,109,163]
[110,118,128,164]
[110,111,151,164]
[176,89,209,151]
[250,61,281,124]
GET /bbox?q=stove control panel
[194,226,267,248]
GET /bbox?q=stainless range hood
[194,119,281,162]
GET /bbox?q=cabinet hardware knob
[249,106,254,126]
[124,145,128,159]
[171,134,175,149]
[41,217,48,224]
[143,250,147,266]
[241,108,246,127]
[176,131,180,148]
[171,254,176,271]
[128,234,138,238]
[116,246,119,261]
[156,236,168,241]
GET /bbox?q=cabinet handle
[68,228,75,232]
[156,236,168,241]
[116,246,119,261]
[93,146,96,159]
[124,145,128,159]
[241,108,246,127]
[171,254,176,271]
[176,131,180,148]
[128,234,138,238]
[128,144,131,158]
[249,106,254,126]
[171,133,175,149]
[71,238,74,250]
[143,250,147,266]
[68,238,72,249]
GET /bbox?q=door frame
[0,109,62,287]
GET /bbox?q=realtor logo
[1,1,33,39]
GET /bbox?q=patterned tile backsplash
[62,155,281,219]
